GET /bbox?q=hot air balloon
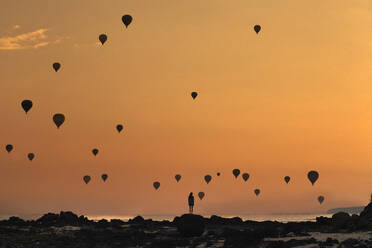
[254,25,261,34]
[153,181,160,190]
[5,144,13,153]
[191,92,198,99]
[116,124,123,133]
[21,100,33,114]
[83,175,91,184]
[53,62,61,72]
[284,176,290,184]
[175,174,181,182]
[318,195,325,204]
[92,149,99,156]
[233,169,240,178]
[99,34,107,45]
[307,171,319,185]
[204,175,212,184]
[217,172,221,176]
[254,189,260,196]
[198,192,205,200]
[27,153,35,161]
[122,15,133,28]
[242,173,250,182]
[101,174,108,182]
[53,113,65,128]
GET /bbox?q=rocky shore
[1,202,372,248]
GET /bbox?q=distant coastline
[327,206,364,214]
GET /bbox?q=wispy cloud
[0,29,49,50]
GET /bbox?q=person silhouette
[188,192,194,214]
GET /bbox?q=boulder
[208,215,243,225]
[129,215,145,224]
[331,212,350,228]
[174,214,205,237]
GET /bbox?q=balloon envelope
[198,192,205,200]
[242,173,250,182]
[307,171,319,185]
[284,176,291,184]
[27,153,35,161]
[175,174,181,182]
[53,62,61,72]
[122,15,133,28]
[254,189,260,196]
[83,175,91,184]
[53,113,65,128]
[92,149,99,156]
[101,174,108,182]
[5,144,13,153]
[99,34,107,45]
[153,181,160,190]
[21,100,33,114]
[191,92,198,99]
[116,124,123,133]
[318,195,325,204]
[217,172,221,176]
[204,175,212,184]
[254,25,261,34]
[232,169,240,178]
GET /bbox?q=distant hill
[327,206,365,215]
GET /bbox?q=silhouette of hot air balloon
[53,62,61,72]
[5,144,13,153]
[21,100,33,114]
[232,169,240,178]
[116,124,123,133]
[99,34,107,45]
[53,114,65,128]
[92,149,99,156]
[191,92,198,100]
[254,25,261,34]
[217,172,221,176]
[175,174,181,182]
[101,174,108,182]
[307,171,319,185]
[204,175,212,184]
[318,195,325,204]
[122,15,133,28]
[83,175,91,184]
[198,192,205,200]
[284,176,291,184]
[153,181,160,190]
[254,189,260,196]
[27,153,35,161]
[242,173,250,182]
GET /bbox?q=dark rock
[7,216,25,226]
[129,215,145,224]
[319,237,339,247]
[338,238,367,248]
[266,238,317,248]
[174,214,205,237]
[208,215,243,225]
[332,212,351,228]
[317,216,332,225]
[221,228,265,248]
[360,201,372,220]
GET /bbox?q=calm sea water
[0,213,333,223]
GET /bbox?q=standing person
[188,192,194,214]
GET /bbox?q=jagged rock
[221,228,264,247]
[174,214,205,237]
[360,201,372,220]
[129,215,145,224]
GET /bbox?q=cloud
[0,29,50,50]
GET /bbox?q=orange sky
[1,0,372,217]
